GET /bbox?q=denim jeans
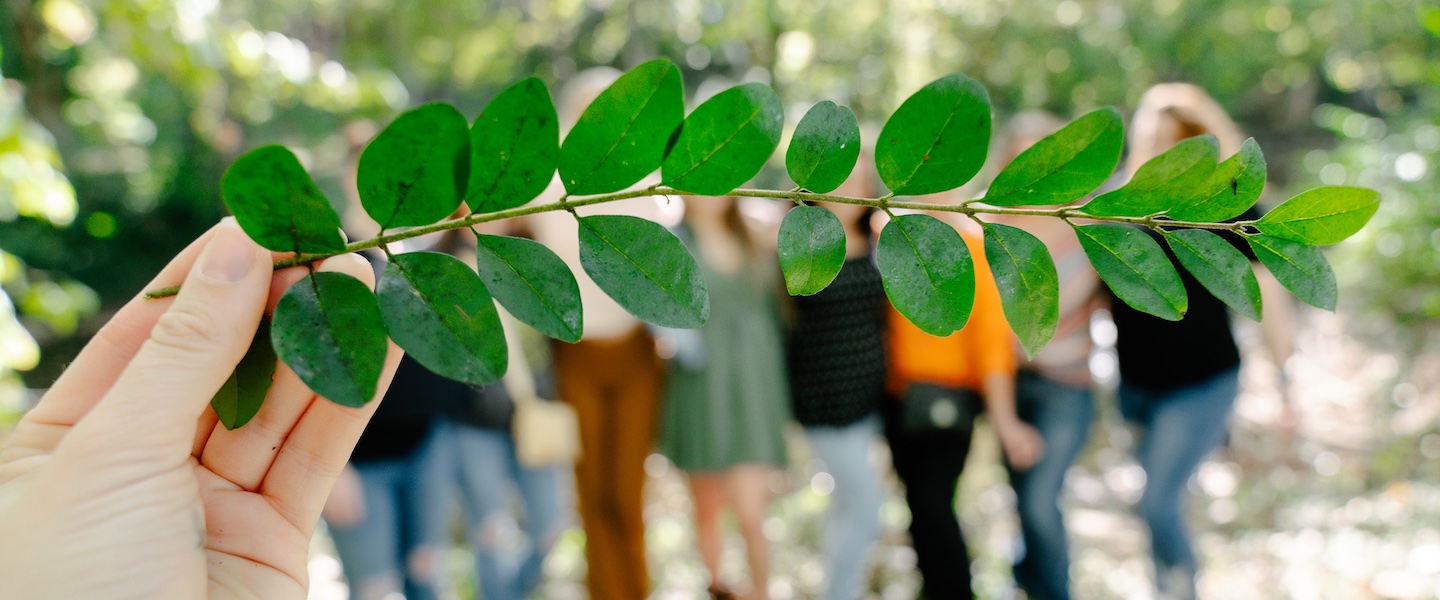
[421,419,566,600]
[1119,367,1239,600]
[1006,371,1094,600]
[805,415,884,600]
[328,427,446,600]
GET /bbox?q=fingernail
[201,223,260,283]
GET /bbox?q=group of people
[317,78,1291,600]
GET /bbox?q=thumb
[73,219,273,453]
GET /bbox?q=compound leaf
[577,214,709,328]
[474,234,584,343]
[1164,229,1262,321]
[1249,234,1338,311]
[876,74,992,196]
[358,103,471,228]
[272,272,389,408]
[877,213,975,335]
[378,252,507,386]
[777,205,846,296]
[984,107,1123,207]
[211,317,276,430]
[1074,224,1187,321]
[560,59,683,195]
[981,222,1059,358]
[1082,134,1219,217]
[1255,186,1381,245]
[468,78,559,213]
[1165,137,1265,223]
[222,145,346,253]
[786,101,861,194]
[662,82,783,195]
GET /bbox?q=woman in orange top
[881,200,1044,599]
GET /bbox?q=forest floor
[296,307,1440,599]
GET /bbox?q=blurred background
[1,0,1438,598]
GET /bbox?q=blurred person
[785,164,889,600]
[526,67,667,600]
[409,226,568,600]
[1109,83,1293,600]
[322,232,476,600]
[658,195,791,600]
[988,111,1104,600]
[0,220,403,599]
[325,352,465,600]
[882,197,1046,599]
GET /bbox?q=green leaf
[577,215,709,328]
[211,317,277,430]
[981,223,1059,358]
[378,252,507,385]
[1082,134,1219,217]
[1164,138,1266,222]
[221,145,346,254]
[1255,186,1381,245]
[785,101,861,194]
[1074,224,1187,321]
[875,73,992,196]
[560,59,684,195]
[1164,229,1262,321]
[272,272,389,408]
[474,234,584,343]
[358,103,471,228]
[468,78,559,213]
[1249,234,1337,311]
[877,213,976,335]
[777,205,846,296]
[983,108,1124,207]
[662,83,784,195]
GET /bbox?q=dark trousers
[883,395,979,600]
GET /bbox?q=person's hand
[0,220,401,600]
[994,418,1047,471]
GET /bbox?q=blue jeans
[421,419,566,600]
[805,415,884,600]
[1119,367,1239,599]
[328,427,447,600]
[1006,371,1093,600]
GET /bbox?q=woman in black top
[785,165,889,600]
[1109,84,1292,600]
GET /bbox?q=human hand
[0,220,401,600]
[994,419,1047,472]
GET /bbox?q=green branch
[144,185,1250,300]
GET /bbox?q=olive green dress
[659,255,791,473]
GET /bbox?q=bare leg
[689,473,728,591]
[728,465,773,600]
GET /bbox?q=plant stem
[144,185,1253,299]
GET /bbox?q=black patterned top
[787,255,889,427]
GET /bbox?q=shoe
[707,583,737,600]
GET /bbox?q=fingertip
[315,252,376,289]
[267,266,311,314]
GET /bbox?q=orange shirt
[886,228,1016,395]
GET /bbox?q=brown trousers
[553,327,662,600]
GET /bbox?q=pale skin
[0,219,402,600]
